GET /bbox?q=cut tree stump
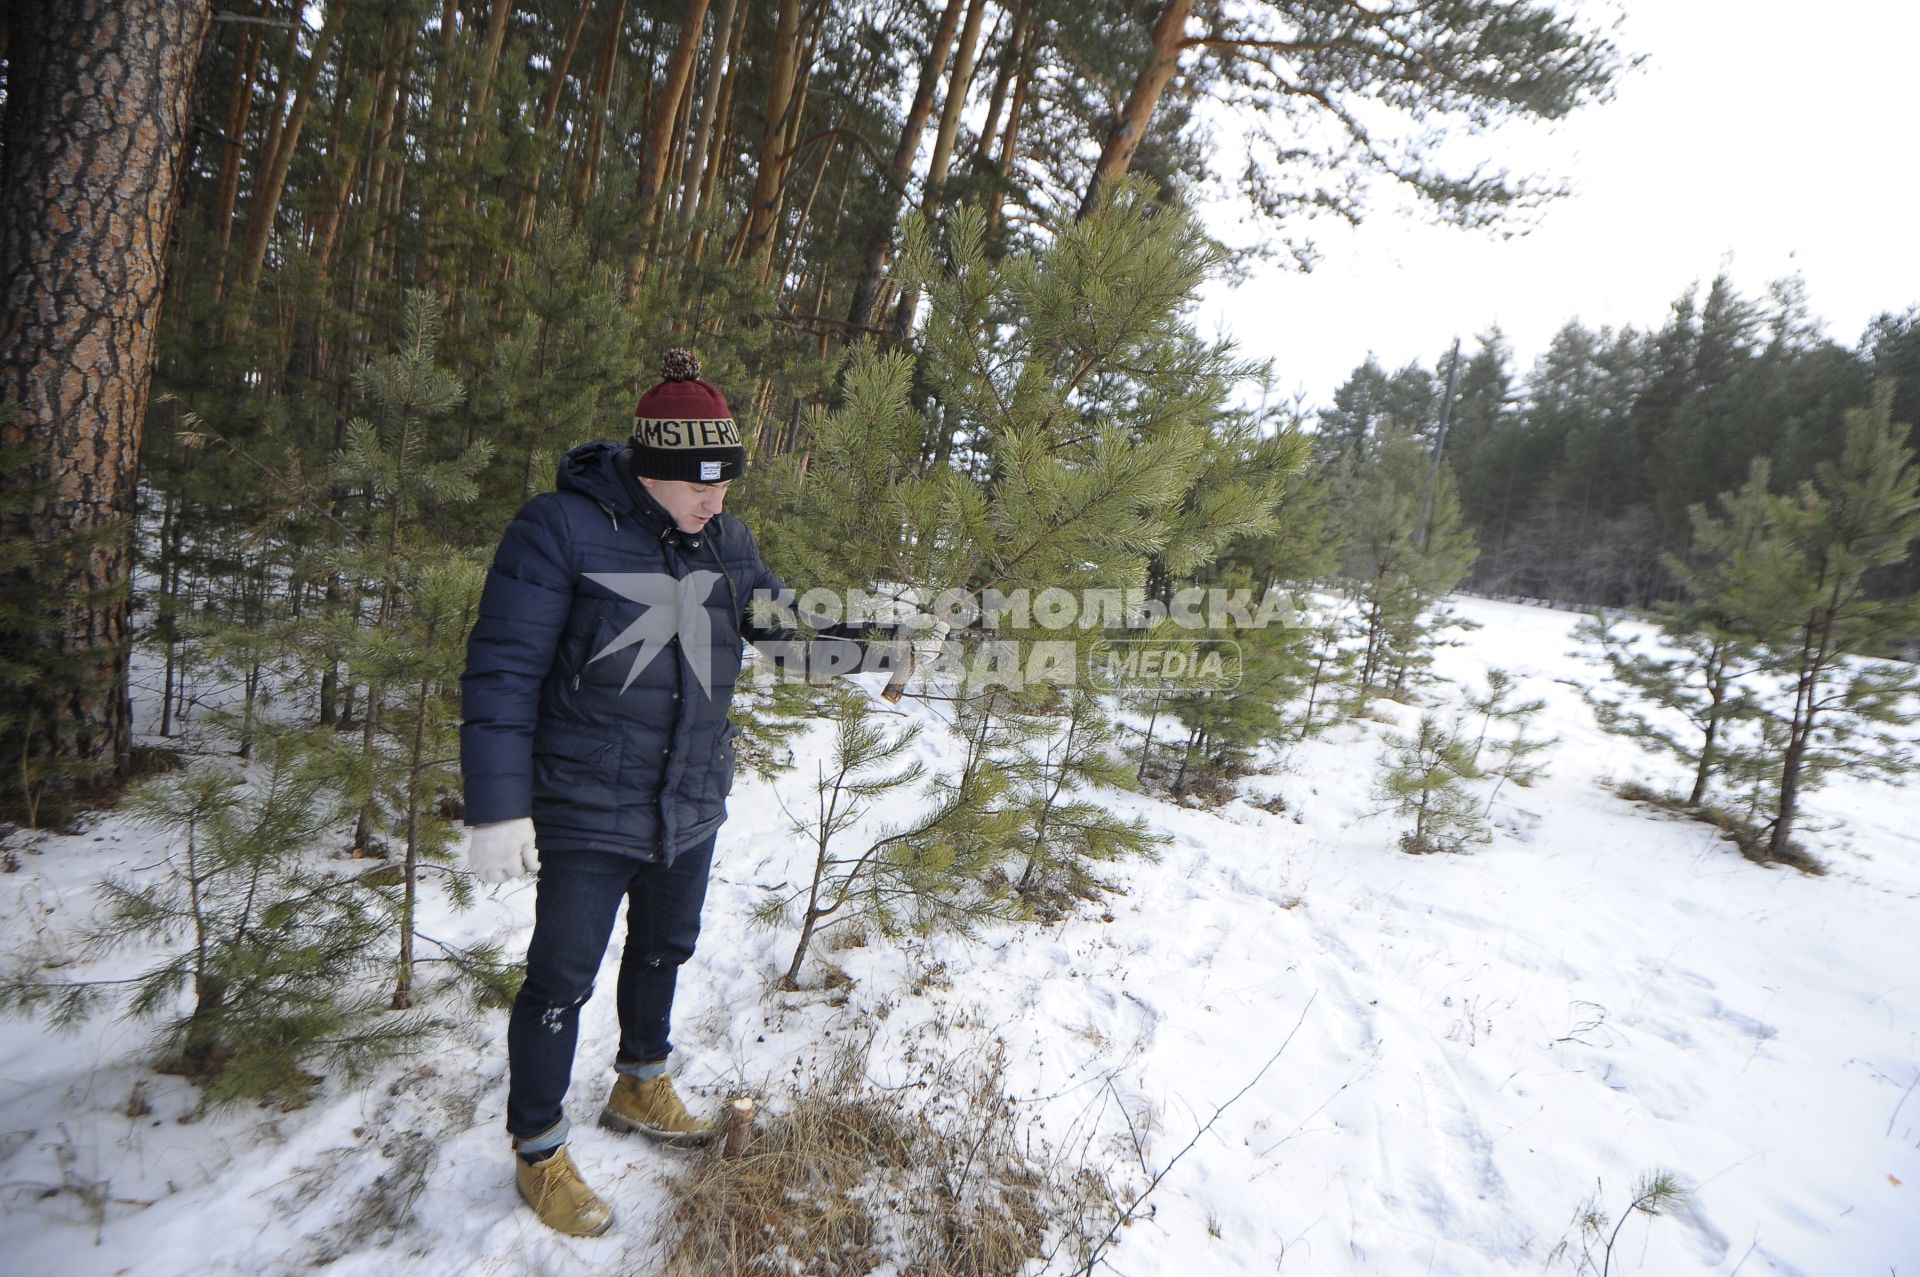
[722,1097,754,1158]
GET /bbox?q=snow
[3,596,1917,1275]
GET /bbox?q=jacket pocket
[574,614,629,688]
[531,725,623,803]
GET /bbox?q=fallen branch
[1075,991,1317,1275]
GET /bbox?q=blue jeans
[505,837,715,1143]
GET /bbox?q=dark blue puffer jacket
[460,440,828,863]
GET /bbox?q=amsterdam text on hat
[629,348,747,484]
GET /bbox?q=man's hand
[467,817,540,883]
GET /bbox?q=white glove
[467,817,540,883]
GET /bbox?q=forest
[2,0,1643,805]
[1319,280,1920,611]
[1,3,1918,1246]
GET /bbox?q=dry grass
[1398,831,1454,856]
[659,1044,1110,1277]
[1612,781,1826,876]
[1136,747,1258,807]
[1013,871,1121,926]
[1249,791,1289,816]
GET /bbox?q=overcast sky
[1195,0,1920,409]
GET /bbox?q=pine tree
[315,292,493,1005]
[1327,424,1478,708]
[480,214,642,508]
[1373,713,1485,854]
[1077,0,1624,238]
[0,733,431,1109]
[1142,412,1325,781]
[1293,614,1362,740]
[1720,388,1920,862]
[155,398,328,761]
[757,688,1018,989]
[741,185,1298,912]
[748,185,1288,610]
[1143,601,1307,796]
[1007,688,1160,914]
[369,554,488,1009]
[188,553,307,762]
[1462,668,1557,817]
[1577,580,1768,811]
[1566,1170,1689,1277]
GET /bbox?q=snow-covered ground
[3,596,1916,1275]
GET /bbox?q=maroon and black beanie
[629,348,746,483]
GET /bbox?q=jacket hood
[555,439,674,535]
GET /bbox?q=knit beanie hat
[628,349,747,483]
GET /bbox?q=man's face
[640,476,732,534]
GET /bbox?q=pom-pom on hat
[629,348,746,483]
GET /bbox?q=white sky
[1196,0,1920,408]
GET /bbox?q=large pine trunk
[678,0,740,220]
[0,0,214,780]
[888,0,990,341]
[236,8,341,295]
[625,0,713,290]
[734,0,805,269]
[636,0,712,211]
[841,0,967,334]
[1076,0,1194,220]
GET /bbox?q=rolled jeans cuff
[615,1056,669,1081]
[513,1116,571,1156]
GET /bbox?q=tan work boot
[599,1073,716,1146]
[514,1145,614,1237]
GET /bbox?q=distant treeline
[1316,278,1920,611]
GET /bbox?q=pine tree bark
[1768,599,1837,862]
[636,0,711,213]
[0,0,215,777]
[735,0,806,269]
[511,0,595,243]
[983,5,1035,235]
[1076,0,1193,220]
[209,13,264,302]
[538,0,594,130]
[627,0,713,291]
[773,42,882,305]
[574,0,628,208]
[687,2,747,264]
[463,0,516,159]
[889,0,989,340]
[971,3,1025,174]
[312,57,388,275]
[236,7,343,295]
[922,0,988,219]
[754,15,820,286]
[842,0,966,334]
[678,0,739,220]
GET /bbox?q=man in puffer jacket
[459,350,888,1236]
